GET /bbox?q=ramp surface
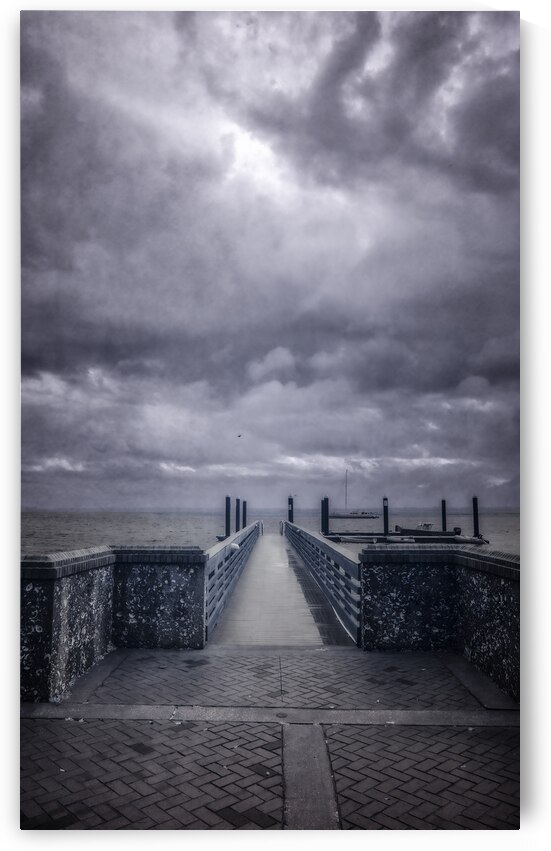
[209,533,353,646]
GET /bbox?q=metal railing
[284,521,362,645]
[204,521,261,640]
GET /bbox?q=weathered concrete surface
[457,564,520,701]
[21,548,115,702]
[361,560,458,651]
[359,545,519,700]
[112,548,207,649]
[283,725,339,829]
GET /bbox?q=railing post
[472,496,480,537]
[242,500,247,527]
[441,499,447,532]
[383,496,389,535]
[225,496,231,538]
[288,496,294,524]
[236,498,241,533]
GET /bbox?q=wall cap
[21,546,116,580]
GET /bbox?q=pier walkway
[20,534,519,830]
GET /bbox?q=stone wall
[112,547,207,650]
[455,552,520,701]
[359,545,520,700]
[360,555,459,651]
[21,524,261,702]
[21,548,115,702]
[282,528,519,701]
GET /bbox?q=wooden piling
[383,496,389,535]
[472,496,480,537]
[441,499,447,532]
[225,496,231,538]
[321,497,329,535]
[242,500,247,527]
[236,498,241,533]
[288,496,294,524]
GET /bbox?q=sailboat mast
[345,468,348,511]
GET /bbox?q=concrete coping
[21,546,116,580]
[20,526,262,579]
[359,544,519,581]
[111,546,208,565]
[21,544,210,578]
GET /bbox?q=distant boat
[329,510,380,519]
[417,522,433,530]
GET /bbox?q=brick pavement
[20,647,519,830]
[81,647,481,710]
[324,724,519,830]
[21,719,282,829]
[20,534,519,830]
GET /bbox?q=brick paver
[324,724,519,830]
[88,648,479,710]
[21,720,282,830]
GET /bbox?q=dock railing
[283,521,362,645]
[204,521,261,639]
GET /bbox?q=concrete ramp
[209,534,353,647]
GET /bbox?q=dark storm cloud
[20,11,519,510]
[227,11,519,194]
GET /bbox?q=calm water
[21,509,519,558]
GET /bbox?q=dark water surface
[21,508,519,558]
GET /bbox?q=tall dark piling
[235,498,241,533]
[242,500,247,527]
[441,499,447,532]
[225,496,231,538]
[288,496,294,524]
[472,496,480,537]
[383,496,389,535]
[321,497,329,535]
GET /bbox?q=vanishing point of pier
[20,511,519,830]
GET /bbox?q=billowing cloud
[21,11,519,511]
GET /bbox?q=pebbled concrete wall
[359,545,520,700]
[361,559,459,651]
[111,548,207,650]
[457,562,520,701]
[21,548,115,702]
[21,525,261,701]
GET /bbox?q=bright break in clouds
[21,11,519,511]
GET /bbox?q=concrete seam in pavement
[20,703,519,726]
[283,724,339,829]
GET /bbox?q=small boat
[417,522,433,530]
[329,511,380,519]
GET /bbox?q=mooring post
[383,496,389,535]
[242,500,247,527]
[441,499,447,532]
[472,495,480,537]
[236,498,241,533]
[225,496,231,538]
[288,495,294,524]
[321,496,329,535]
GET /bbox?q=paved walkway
[20,535,519,830]
[210,534,353,646]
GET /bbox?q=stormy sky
[21,10,519,512]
